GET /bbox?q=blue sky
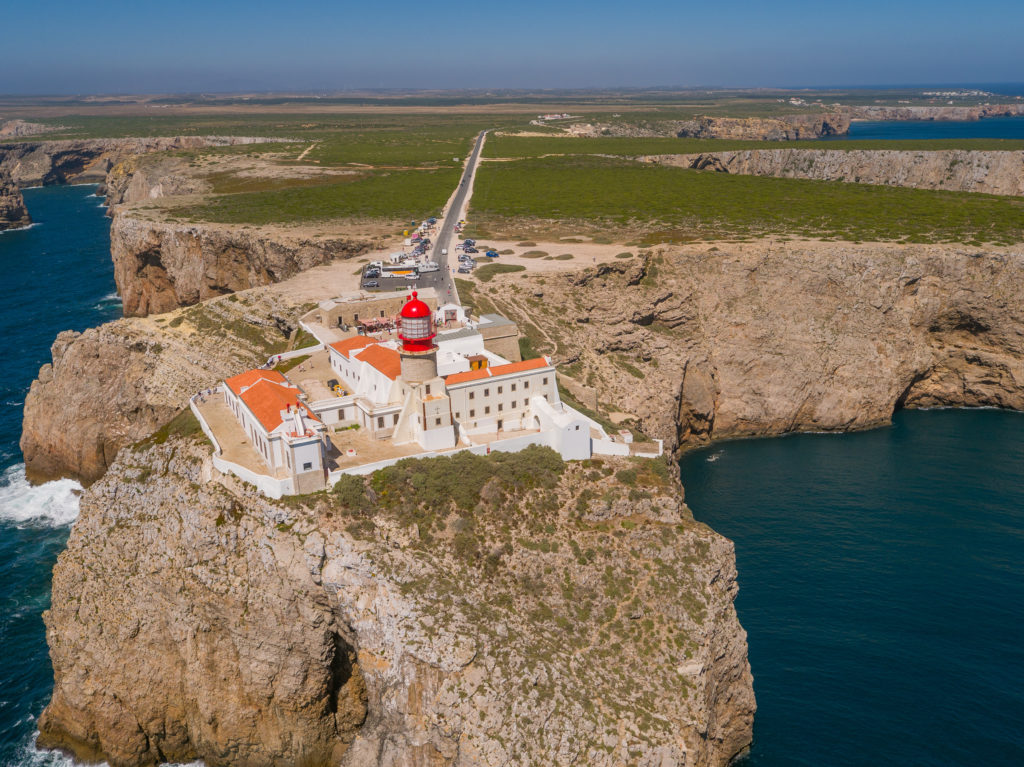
[3,0,1022,94]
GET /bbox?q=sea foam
[0,464,81,528]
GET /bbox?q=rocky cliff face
[0,136,280,188]
[847,103,1024,122]
[0,168,31,230]
[20,292,302,484]
[566,113,850,141]
[110,213,378,316]
[674,113,850,141]
[40,441,754,767]
[483,243,1024,454]
[643,149,1024,195]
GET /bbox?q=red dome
[400,291,432,319]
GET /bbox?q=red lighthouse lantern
[398,292,435,353]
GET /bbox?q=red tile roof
[329,336,378,358]
[355,344,402,380]
[225,369,288,396]
[239,378,318,433]
[445,357,550,386]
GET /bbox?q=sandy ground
[459,238,637,279]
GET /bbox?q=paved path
[431,130,487,306]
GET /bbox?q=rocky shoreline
[0,168,31,230]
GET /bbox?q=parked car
[428,217,437,224]
[362,280,379,288]
[464,246,478,254]
[486,250,499,258]
[457,266,472,274]
[464,238,476,246]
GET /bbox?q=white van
[419,262,440,273]
[441,248,448,256]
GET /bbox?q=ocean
[680,410,1024,766]
[841,116,1024,140]
[2,185,1024,767]
[0,185,120,766]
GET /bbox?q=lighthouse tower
[398,291,438,383]
[393,291,456,450]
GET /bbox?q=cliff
[110,213,378,316]
[20,292,303,484]
[480,242,1024,454]
[39,441,754,767]
[847,103,1024,122]
[674,113,850,141]
[642,149,1024,196]
[0,168,31,230]
[0,136,281,188]
[566,113,850,141]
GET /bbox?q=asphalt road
[431,130,487,304]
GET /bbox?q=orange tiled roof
[445,357,549,386]
[329,336,378,358]
[355,344,402,380]
[238,377,319,433]
[225,368,288,396]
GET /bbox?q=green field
[171,166,460,225]
[471,155,1024,245]
[486,135,1024,158]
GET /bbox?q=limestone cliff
[110,213,378,316]
[566,113,850,141]
[481,243,1024,454]
[847,103,1024,122]
[674,113,850,141]
[20,292,302,484]
[0,168,31,230]
[0,136,280,188]
[40,441,754,767]
[643,149,1024,196]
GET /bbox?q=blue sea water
[679,410,1024,767]
[0,185,120,766]
[840,116,1024,140]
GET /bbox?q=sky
[3,0,1023,94]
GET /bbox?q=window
[456,412,461,419]
[426,383,431,395]
[484,388,489,396]
[469,391,475,400]
[377,416,384,428]
[485,406,491,414]
[380,310,385,317]
[303,462,313,471]
[511,383,517,391]
[497,386,503,394]
[523,380,530,389]
[498,403,503,412]
[354,313,359,322]
[511,400,517,409]
[435,417,442,426]
[575,425,580,430]
[543,377,549,385]
[393,414,399,425]
[470,409,475,417]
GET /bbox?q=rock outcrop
[643,149,1024,196]
[0,136,280,188]
[20,292,301,484]
[847,103,1024,122]
[110,213,378,316]
[0,168,31,230]
[566,113,850,141]
[482,243,1024,454]
[39,441,754,767]
[0,119,63,138]
[674,113,850,141]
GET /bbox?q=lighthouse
[393,291,457,450]
[398,291,438,383]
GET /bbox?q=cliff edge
[40,441,754,767]
[0,168,31,230]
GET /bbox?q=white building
[223,370,329,493]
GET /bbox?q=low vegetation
[474,263,527,282]
[473,155,1024,244]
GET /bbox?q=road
[430,130,487,306]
